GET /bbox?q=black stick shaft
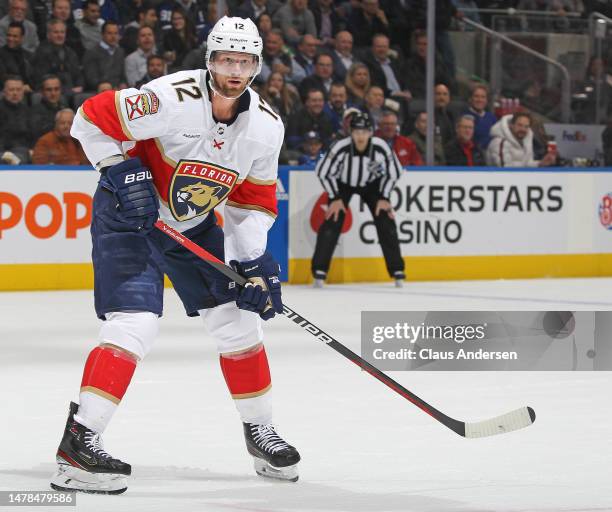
[154,220,466,436]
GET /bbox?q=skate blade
[50,463,128,494]
[253,457,299,482]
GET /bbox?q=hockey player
[50,16,300,494]
[311,112,405,287]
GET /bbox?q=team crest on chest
[169,160,239,221]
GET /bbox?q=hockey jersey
[71,69,284,262]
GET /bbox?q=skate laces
[251,424,290,454]
[84,431,112,459]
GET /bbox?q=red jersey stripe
[227,179,277,218]
[81,91,132,142]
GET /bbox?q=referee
[311,112,406,287]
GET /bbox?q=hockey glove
[231,251,283,321]
[100,158,159,233]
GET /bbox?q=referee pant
[311,181,405,278]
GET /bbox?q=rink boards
[1,166,612,290]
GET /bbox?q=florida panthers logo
[169,160,239,221]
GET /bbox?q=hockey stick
[155,219,536,438]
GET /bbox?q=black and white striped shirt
[315,136,403,200]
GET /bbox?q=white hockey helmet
[205,16,263,94]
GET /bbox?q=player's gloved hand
[231,251,283,321]
[100,158,159,233]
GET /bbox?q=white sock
[75,391,118,433]
[234,392,273,425]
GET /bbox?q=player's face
[351,128,371,148]
[210,52,257,99]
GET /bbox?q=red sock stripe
[220,345,271,397]
[80,346,137,402]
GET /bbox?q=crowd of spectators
[0,0,600,166]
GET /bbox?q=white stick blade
[465,407,535,438]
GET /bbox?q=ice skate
[50,402,131,495]
[243,423,300,482]
[394,271,405,288]
[313,271,326,289]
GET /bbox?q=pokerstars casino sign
[288,169,612,283]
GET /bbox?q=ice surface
[1,278,611,512]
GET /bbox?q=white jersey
[71,69,284,261]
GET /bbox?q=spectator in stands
[83,21,126,91]
[330,30,354,82]
[487,112,556,167]
[463,84,497,149]
[298,130,324,165]
[0,75,32,163]
[348,0,389,48]
[135,54,166,87]
[30,74,66,141]
[299,52,333,101]
[162,8,197,71]
[404,29,455,99]
[435,83,455,145]
[158,0,206,37]
[323,82,352,133]
[258,29,294,83]
[0,21,33,90]
[0,0,38,52]
[125,25,156,86]
[444,115,485,166]
[75,0,103,51]
[375,110,423,166]
[311,0,343,45]
[51,0,85,59]
[32,108,87,164]
[363,33,411,102]
[120,4,160,55]
[255,12,273,37]
[409,111,445,165]
[291,33,319,83]
[235,0,280,22]
[345,62,370,107]
[287,88,333,149]
[273,0,316,46]
[258,70,300,124]
[364,85,386,130]
[33,19,83,94]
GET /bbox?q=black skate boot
[243,423,301,482]
[50,402,131,494]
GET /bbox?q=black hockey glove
[100,158,159,233]
[231,251,283,321]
